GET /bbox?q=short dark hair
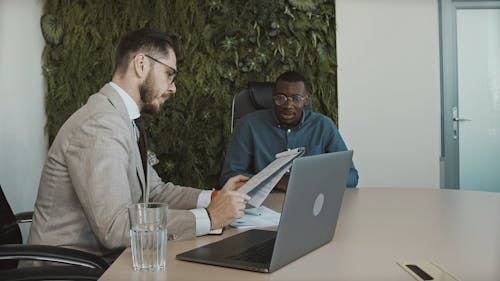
[114,29,180,74]
[275,71,310,94]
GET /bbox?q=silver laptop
[176,150,353,273]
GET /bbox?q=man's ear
[304,94,310,106]
[132,54,147,78]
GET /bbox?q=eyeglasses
[272,94,307,106]
[144,54,178,85]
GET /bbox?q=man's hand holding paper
[207,175,250,230]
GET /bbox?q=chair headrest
[248,82,274,110]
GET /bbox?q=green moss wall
[41,0,337,188]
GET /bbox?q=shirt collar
[109,82,140,120]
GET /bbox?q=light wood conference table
[99,188,500,281]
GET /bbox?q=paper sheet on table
[230,206,281,229]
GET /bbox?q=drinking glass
[128,203,168,271]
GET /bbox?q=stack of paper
[230,206,281,229]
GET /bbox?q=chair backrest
[0,185,23,269]
[231,82,274,132]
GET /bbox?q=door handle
[452,117,472,122]
[452,107,472,139]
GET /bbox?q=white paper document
[230,206,281,229]
[238,147,305,207]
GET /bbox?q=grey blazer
[28,84,202,261]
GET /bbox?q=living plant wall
[41,0,338,188]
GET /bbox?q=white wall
[336,0,441,188]
[0,0,46,240]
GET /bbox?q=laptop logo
[313,193,324,216]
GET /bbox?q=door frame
[439,0,500,189]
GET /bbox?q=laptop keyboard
[227,237,276,264]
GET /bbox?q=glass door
[440,0,500,192]
[456,8,500,192]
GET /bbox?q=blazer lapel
[99,84,148,199]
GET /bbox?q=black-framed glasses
[144,54,178,85]
[272,94,306,106]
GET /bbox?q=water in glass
[130,223,167,271]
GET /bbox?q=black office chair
[231,82,312,132]
[0,185,108,281]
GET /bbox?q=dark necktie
[134,117,148,183]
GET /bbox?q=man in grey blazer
[27,29,250,263]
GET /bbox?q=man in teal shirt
[220,71,358,190]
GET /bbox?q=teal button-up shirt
[220,109,359,187]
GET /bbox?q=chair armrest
[2,266,104,281]
[15,211,33,224]
[0,244,109,270]
[2,265,104,281]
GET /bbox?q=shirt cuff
[197,190,212,208]
[190,208,211,236]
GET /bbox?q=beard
[139,71,159,115]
